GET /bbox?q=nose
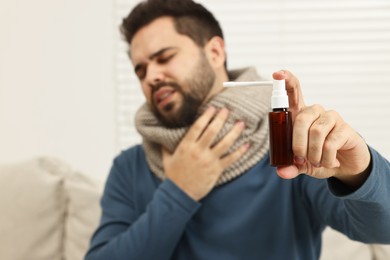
[145,63,165,87]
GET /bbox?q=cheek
[141,83,152,103]
[166,62,185,78]
[169,52,200,77]
[166,62,197,90]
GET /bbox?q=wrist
[167,177,203,201]
[335,153,372,191]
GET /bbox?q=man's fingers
[273,70,305,118]
[293,105,324,161]
[306,110,340,167]
[197,108,230,147]
[212,120,245,156]
[275,165,301,179]
[220,142,250,169]
[185,106,217,142]
[161,145,171,159]
[161,145,173,167]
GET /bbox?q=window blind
[114,0,390,159]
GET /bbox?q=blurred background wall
[1,0,389,178]
[0,0,115,176]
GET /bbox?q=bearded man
[86,1,390,259]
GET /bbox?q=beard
[151,51,216,128]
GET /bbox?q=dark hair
[120,0,224,48]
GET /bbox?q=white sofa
[0,157,103,260]
[0,157,389,260]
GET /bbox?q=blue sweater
[86,145,390,260]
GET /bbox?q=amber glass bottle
[268,80,293,166]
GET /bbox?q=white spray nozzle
[271,79,289,109]
[223,81,273,88]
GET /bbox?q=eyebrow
[134,47,179,74]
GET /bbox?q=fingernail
[207,106,216,113]
[333,160,341,168]
[236,121,245,129]
[312,162,321,168]
[294,156,305,165]
[220,107,229,115]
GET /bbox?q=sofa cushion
[0,158,68,260]
[321,227,390,260]
[64,168,104,260]
[0,157,104,260]
[320,227,371,260]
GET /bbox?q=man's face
[130,17,216,127]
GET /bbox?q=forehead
[130,16,197,62]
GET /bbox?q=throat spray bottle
[268,79,293,166]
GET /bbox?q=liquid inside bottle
[268,108,293,166]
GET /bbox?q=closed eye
[133,47,179,80]
[157,53,176,64]
[134,64,146,80]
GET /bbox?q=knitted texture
[135,67,272,186]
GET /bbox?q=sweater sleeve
[303,146,390,243]
[85,152,201,260]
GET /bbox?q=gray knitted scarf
[135,67,272,186]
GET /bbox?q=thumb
[276,165,301,179]
[276,162,338,180]
[161,146,172,162]
[272,70,305,120]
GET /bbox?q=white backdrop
[0,0,115,177]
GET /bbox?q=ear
[204,36,226,69]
